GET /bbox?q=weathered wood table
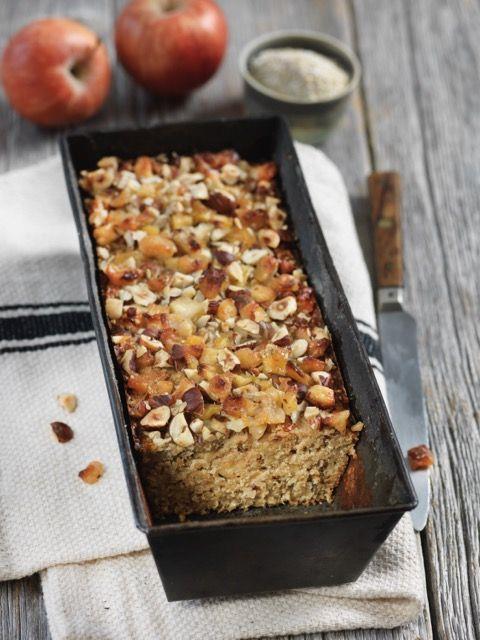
[1,1,478,638]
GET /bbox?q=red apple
[1,18,111,127]
[115,0,228,96]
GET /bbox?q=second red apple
[115,0,228,97]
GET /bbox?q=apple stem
[70,38,102,81]
[151,0,183,14]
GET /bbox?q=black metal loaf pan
[61,116,416,602]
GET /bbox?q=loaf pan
[60,116,416,601]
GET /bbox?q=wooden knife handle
[368,171,403,288]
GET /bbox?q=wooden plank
[0,0,431,638]
[0,575,50,640]
[352,1,480,639]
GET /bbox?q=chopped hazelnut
[251,284,276,304]
[225,418,247,433]
[145,431,171,450]
[235,347,262,369]
[323,410,350,433]
[202,411,225,432]
[255,254,278,282]
[248,423,267,440]
[290,339,308,358]
[299,357,325,373]
[241,248,269,265]
[201,425,215,441]
[258,228,280,248]
[206,375,232,402]
[171,399,187,416]
[139,234,177,260]
[217,298,237,321]
[139,334,164,352]
[105,298,123,319]
[304,406,320,420]
[130,283,157,306]
[205,190,236,215]
[172,272,194,288]
[140,406,170,428]
[285,360,311,385]
[271,325,289,344]
[121,349,137,375]
[189,418,204,433]
[220,163,243,185]
[135,345,148,359]
[306,385,335,409]
[227,261,244,283]
[189,182,209,199]
[351,421,364,432]
[268,296,297,320]
[308,338,330,358]
[198,267,226,299]
[213,249,235,265]
[169,413,194,447]
[217,348,241,371]
[182,386,205,415]
[311,371,331,385]
[235,318,260,335]
[154,350,171,368]
[170,297,208,320]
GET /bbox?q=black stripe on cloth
[0,301,89,311]
[358,331,383,365]
[355,318,378,335]
[0,305,383,369]
[1,334,384,374]
[0,336,96,355]
[0,311,94,342]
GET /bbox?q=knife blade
[368,172,430,531]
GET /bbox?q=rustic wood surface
[0,0,478,638]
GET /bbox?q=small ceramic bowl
[239,30,361,144]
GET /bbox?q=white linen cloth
[0,144,424,639]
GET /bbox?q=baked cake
[79,149,363,520]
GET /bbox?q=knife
[368,172,430,531]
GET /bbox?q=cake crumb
[79,461,105,484]
[57,393,78,413]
